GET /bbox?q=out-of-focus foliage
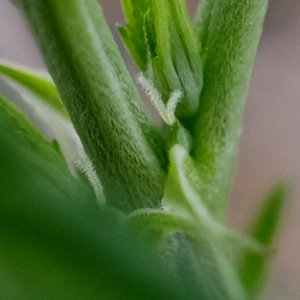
[0,60,66,117]
[0,0,287,299]
[0,96,204,299]
[239,185,287,297]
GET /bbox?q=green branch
[193,0,268,219]
[14,0,166,212]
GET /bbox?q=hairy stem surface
[15,0,166,211]
[193,0,268,219]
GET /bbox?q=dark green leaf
[0,95,204,300]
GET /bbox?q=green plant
[0,0,287,299]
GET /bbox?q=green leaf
[0,62,86,172]
[0,72,86,172]
[0,79,97,196]
[118,0,150,70]
[164,144,230,221]
[163,145,248,300]
[0,95,64,162]
[192,0,268,220]
[14,0,166,212]
[128,209,194,234]
[120,0,203,119]
[0,60,67,118]
[127,209,194,247]
[0,95,205,300]
[0,93,100,213]
[239,185,288,297]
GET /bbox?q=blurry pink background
[0,0,299,298]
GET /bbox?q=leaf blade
[0,94,203,300]
[120,0,203,120]
[163,145,248,300]
[239,185,288,297]
[0,60,67,117]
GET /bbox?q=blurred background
[0,0,299,298]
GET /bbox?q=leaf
[118,0,150,70]
[164,144,232,221]
[128,209,194,234]
[239,185,288,297]
[0,95,205,300]
[14,0,166,212]
[0,79,100,200]
[0,95,59,160]
[0,72,86,172]
[127,208,194,247]
[0,61,87,173]
[163,145,248,300]
[120,0,203,119]
[0,94,101,223]
[192,0,269,220]
[0,60,67,118]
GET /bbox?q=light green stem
[15,0,165,212]
[193,0,268,220]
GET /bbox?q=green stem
[15,0,165,212]
[193,0,268,220]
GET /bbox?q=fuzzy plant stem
[14,0,166,212]
[193,0,268,220]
